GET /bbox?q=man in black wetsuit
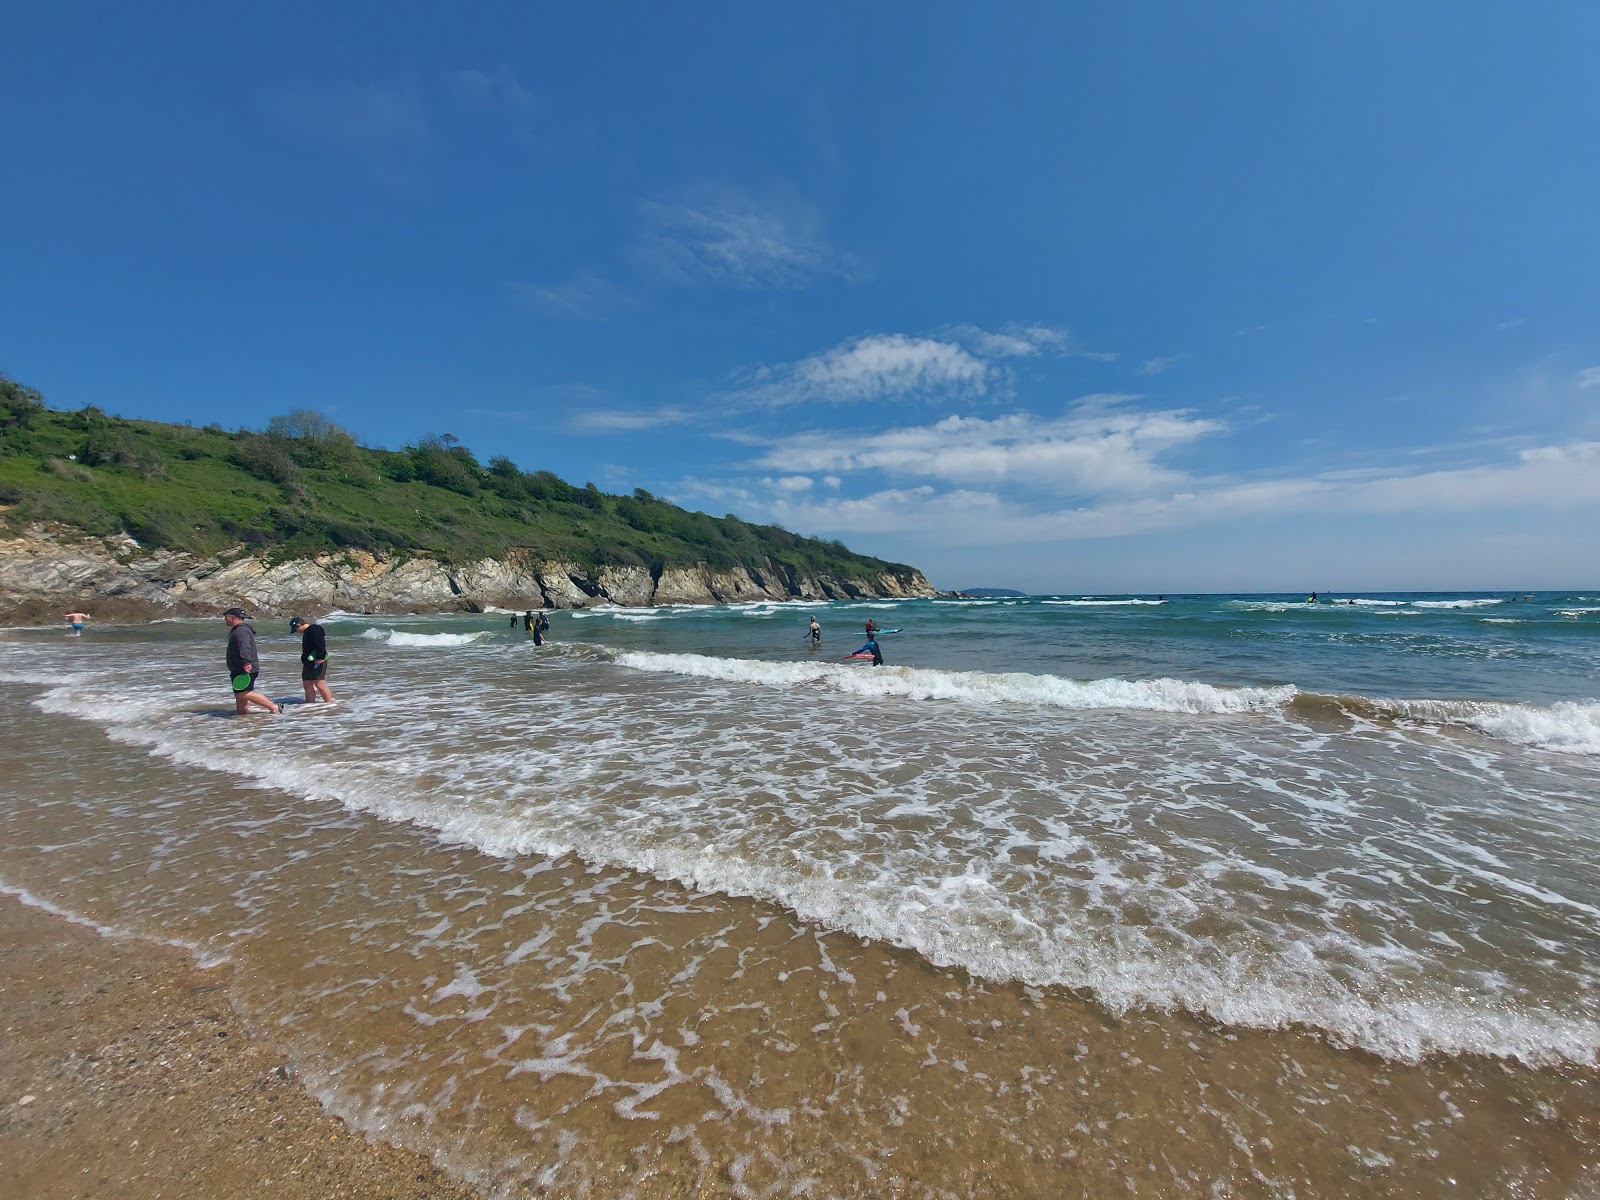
[222,608,279,715]
[289,616,334,703]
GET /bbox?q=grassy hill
[0,376,916,583]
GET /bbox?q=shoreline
[0,892,485,1200]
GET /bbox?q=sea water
[2,591,1599,1196]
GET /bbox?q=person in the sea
[807,616,822,649]
[864,618,880,635]
[289,616,333,704]
[522,610,535,632]
[509,613,517,628]
[533,610,548,646]
[63,611,90,635]
[222,608,279,715]
[847,634,883,666]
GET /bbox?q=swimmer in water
[807,616,822,649]
[63,611,90,635]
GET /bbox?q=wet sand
[0,894,483,1200]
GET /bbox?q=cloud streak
[635,184,860,289]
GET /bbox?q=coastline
[0,893,483,1200]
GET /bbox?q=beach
[0,894,477,1200]
[3,592,1599,1196]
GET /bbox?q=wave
[614,651,1295,715]
[615,651,1600,755]
[1557,608,1600,618]
[1412,598,1505,610]
[360,629,489,648]
[1041,599,1165,606]
[1293,694,1600,755]
[0,877,232,968]
[27,673,1600,1067]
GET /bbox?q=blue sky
[4,3,1599,593]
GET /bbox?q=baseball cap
[289,616,306,630]
[222,607,248,619]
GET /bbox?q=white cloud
[636,185,859,289]
[1137,353,1188,376]
[263,81,427,182]
[566,406,692,433]
[752,397,1221,496]
[741,333,994,407]
[1577,366,1600,389]
[508,273,629,322]
[943,323,1115,362]
[744,440,1600,547]
[449,68,537,121]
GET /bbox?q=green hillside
[0,376,915,582]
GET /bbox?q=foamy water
[3,590,1599,1196]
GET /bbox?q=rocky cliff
[0,525,939,624]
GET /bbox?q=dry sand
[0,894,486,1200]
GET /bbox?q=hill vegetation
[0,376,912,581]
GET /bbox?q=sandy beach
[0,894,482,1200]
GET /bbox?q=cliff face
[0,526,938,623]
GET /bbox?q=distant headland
[0,378,938,622]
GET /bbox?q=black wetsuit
[299,622,328,681]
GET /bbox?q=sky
[3,3,1599,593]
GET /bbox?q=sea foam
[614,651,1294,715]
[361,629,489,648]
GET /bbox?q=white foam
[1382,697,1600,756]
[1042,599,1165,607]
[1556,608,1600,618]
[0,878,231,968]
[614,651,1294,716]
[1412,599,1505,610]
[361,629,489,648]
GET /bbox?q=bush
[15,490,121,536]
[0,376,44,430]
[123,507,189,548]
[234,433,301,489]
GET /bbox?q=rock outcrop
[0,526,939,624]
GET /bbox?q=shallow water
[3,592,1599,1196]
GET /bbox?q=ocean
[3,591,1599,1197]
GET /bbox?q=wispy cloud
[567,406,693,433]
[508,273,630,322]
[725,439,1600,547]
[1137,353,1188,376]
[1577,366,1600,389]
[635,184,861,289]
[448,68,537,121]
[943,323,1114,362]
[263,80,427,184]
[752,396,1219,496]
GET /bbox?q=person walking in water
[522,610,535,632]
[63,611,90,635]
[807,616,822,649]
[534,610,549,646]
[847,633,883,666]
[864,617,880,636]
[222,608,278,715]
[289,616,334,704]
